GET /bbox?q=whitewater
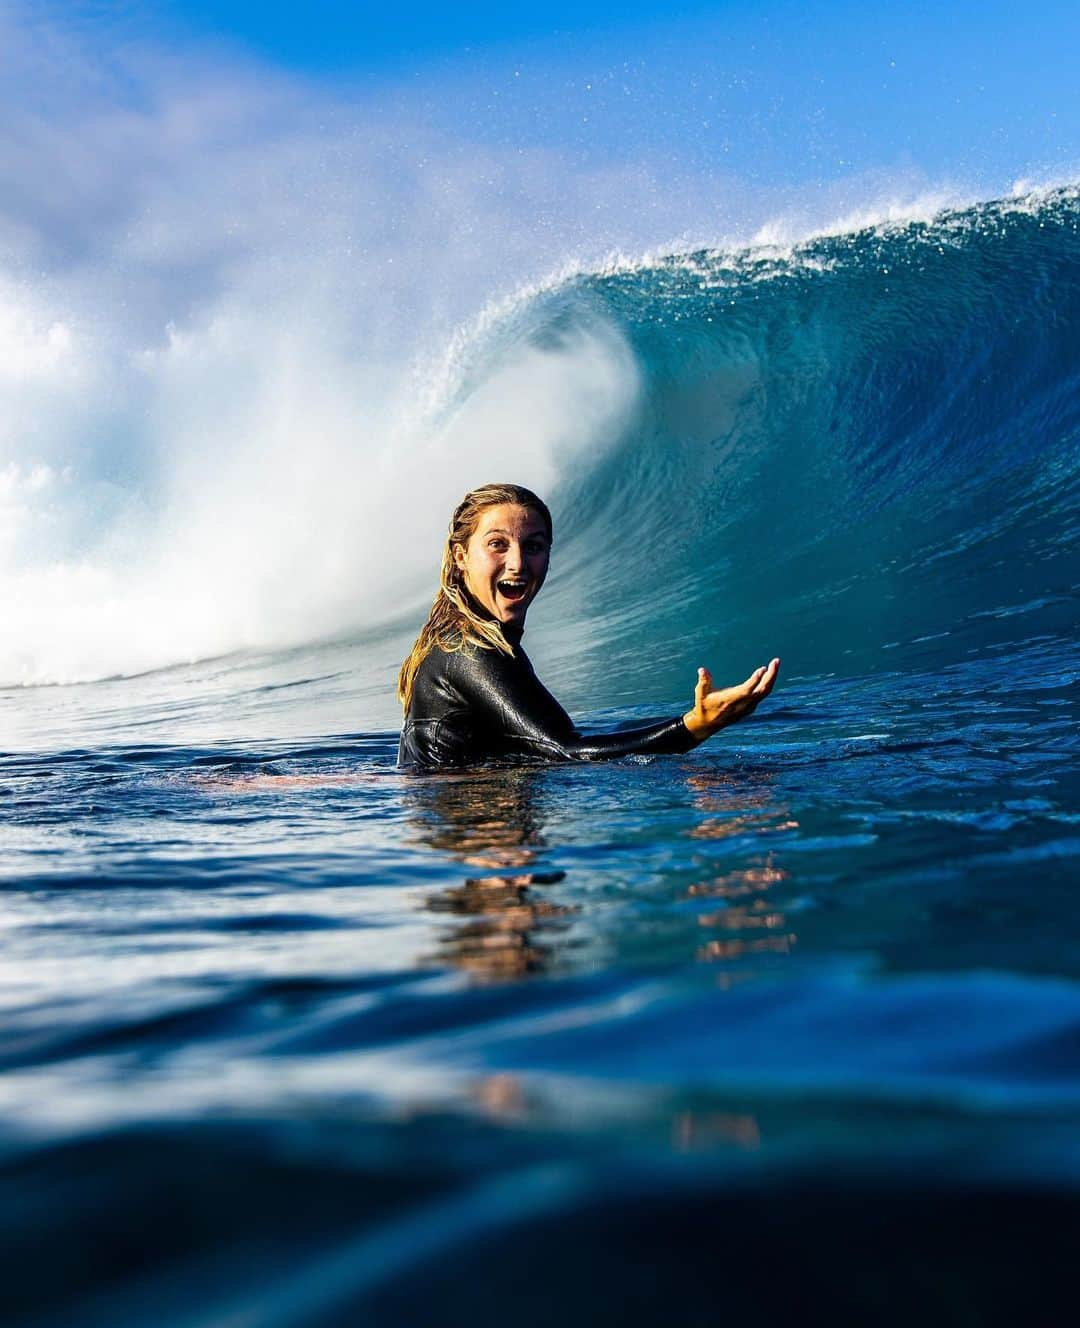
[1,28,1078,1315]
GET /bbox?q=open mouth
[497,579,529,603]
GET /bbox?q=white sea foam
[0,19,645,688]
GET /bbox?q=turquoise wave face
[482,188,1080,700]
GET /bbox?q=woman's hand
[683,658,780,741]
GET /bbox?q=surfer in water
[397,483,779,768]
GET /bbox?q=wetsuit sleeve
[560,715,698,761]
[447,645,698,763]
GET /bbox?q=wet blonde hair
[397,483,553,713]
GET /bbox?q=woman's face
[453,503,551,625]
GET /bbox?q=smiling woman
[397,483,779,768]
[454,500,552,625]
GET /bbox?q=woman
[398,483,779,768]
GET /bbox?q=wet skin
[452,504,550,627]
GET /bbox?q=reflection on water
[693,856,796,964]
[673,1111,761,1151]
[404,770,576,979]
[402,763,807,981]
[685,770,800,840]
[684,771,799,970]
[473,1071,530,1120]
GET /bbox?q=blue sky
[149,0,732,66]
[44,0,1080,192]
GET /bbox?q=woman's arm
[564,713,697,760]
[448,648,778,763]
[569,657,781,757]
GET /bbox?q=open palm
[683,658,780,741]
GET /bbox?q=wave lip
[522,186,1080,688]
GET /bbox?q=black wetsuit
[398,620,697,768]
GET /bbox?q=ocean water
[2,187,1079,1324]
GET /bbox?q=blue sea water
[1,187,1079,1324]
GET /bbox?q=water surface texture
[2,190,1079,1325]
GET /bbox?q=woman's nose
[505,544,523,572]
